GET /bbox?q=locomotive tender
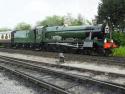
[0,24,117,55]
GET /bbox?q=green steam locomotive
[0,24,117,55]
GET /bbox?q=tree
[37,15,64,26]
[70,14,84,25]
[76,14,83,25]
[15,22,31,30]
[97,0,125,30]
[37,14,91,26]
[64,13,91,26]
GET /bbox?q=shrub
[112,32,125,46]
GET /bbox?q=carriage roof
[0,30,13,34]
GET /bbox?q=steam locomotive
[0,24,117,55]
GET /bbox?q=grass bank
[112,47,125,57]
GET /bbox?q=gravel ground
[0,69,52,94]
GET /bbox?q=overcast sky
[0,0,100,28]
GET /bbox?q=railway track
[0,64,69,93]
[0,55,125,78]
[0,55,125,94]
[0,48,125,67]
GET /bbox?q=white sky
[0,0,100,28]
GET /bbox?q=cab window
[92,32,104,39]
[36,29,41,35]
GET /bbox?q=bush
[112,47,125,57]
[112,32,125,46]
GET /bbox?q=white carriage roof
[0,30,13,34]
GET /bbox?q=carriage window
[5,34,8,39]
[1,34,4,39]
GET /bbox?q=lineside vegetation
[112,47,125,57]
[112,32,125,57]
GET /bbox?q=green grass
[112,47,125,57]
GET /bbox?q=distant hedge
[112,32,125,46]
